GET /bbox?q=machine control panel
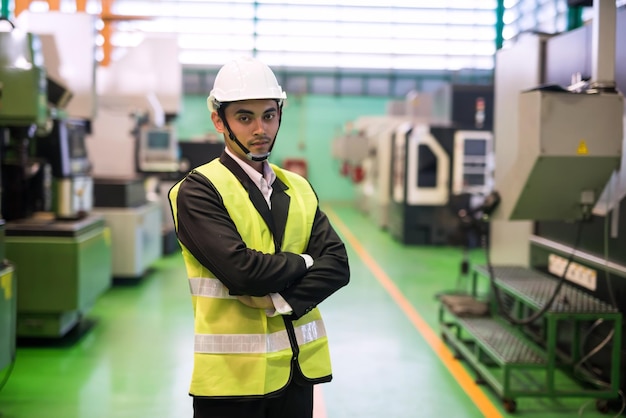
[452,130,494,196]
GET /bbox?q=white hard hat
[207,56,286,112]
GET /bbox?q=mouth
[249,140,270,149]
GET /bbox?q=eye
[264,113,276,121]
[237,115,251,123]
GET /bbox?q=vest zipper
[282,315,299,361]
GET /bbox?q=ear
[211,112,225,133]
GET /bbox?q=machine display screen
[69,128,88,159]
[464,173,485,186]
[138,126,178,171]
[147,130,171,149]
[464,139,486,156]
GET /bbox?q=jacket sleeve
[174,171,308,296]
[279,207,350,319]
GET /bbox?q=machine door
[406,125,449,206]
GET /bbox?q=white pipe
[591,0,617,87]
[146,92,165,127]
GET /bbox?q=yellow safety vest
[169,159,332,397]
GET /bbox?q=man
[169,56,350,418]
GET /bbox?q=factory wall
[175,93,389,202]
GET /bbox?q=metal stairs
[439,265,622,413]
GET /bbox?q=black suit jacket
[173,151,349,319]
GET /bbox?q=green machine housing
[1,27,112,339]
[0,28,41,369]
[6,218,111,337]
[0,28,48,129]
[0,264,16,372]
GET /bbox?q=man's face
[211,99,280,163]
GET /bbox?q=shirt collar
[225,147,276,188]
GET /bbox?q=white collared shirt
[225,147,275,208]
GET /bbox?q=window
[36,0,497,95]
[94,0,498,72]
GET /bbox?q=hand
[236,295,274,309]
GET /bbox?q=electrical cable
[574,189,624,415]
[601,181,620,309]
[614,391,626,417]
[577,390,625,418]
[482,217,585,326]
[435,194,491,300]
[574,194,618,381]
[574,319,614,384]
[454,247,470,292]
[434,246,471,300]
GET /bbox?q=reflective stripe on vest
[195,319,326,354]
[189,277,234,299]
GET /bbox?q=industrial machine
[333,87,494,245]
[87,34,182,278]
[137,124,179,174]
[0,261,16,384]
[137,123,180,256]
[88,103,164,281]
[1,16,112,339]
[332,126,370,210]
[89,113,164,281]
[348,115,410,228]
[388,122,455,245]
[0,18,17,384]
[0,212,15,390]
[439,2,625,413]
[36,118,94,220]
[177,138,225,176]
[387,84,494,245]
[362,117,410,230]
[92,175,161,282]
[0,16,18,385]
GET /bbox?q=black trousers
[192,380,314,418]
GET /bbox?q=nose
[252,117,266,135]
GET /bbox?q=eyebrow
[233,107,278,116]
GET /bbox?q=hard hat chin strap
[218,103,283,162]
[230,128,271,162]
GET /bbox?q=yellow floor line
[325,207,503,418]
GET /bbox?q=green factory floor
[0,202,622,418]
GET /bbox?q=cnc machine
[2,15,112,339]
[387,84,495,245]
[88,35,182,280]
[0,17,17,384]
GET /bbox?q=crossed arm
[175,172,350,319]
